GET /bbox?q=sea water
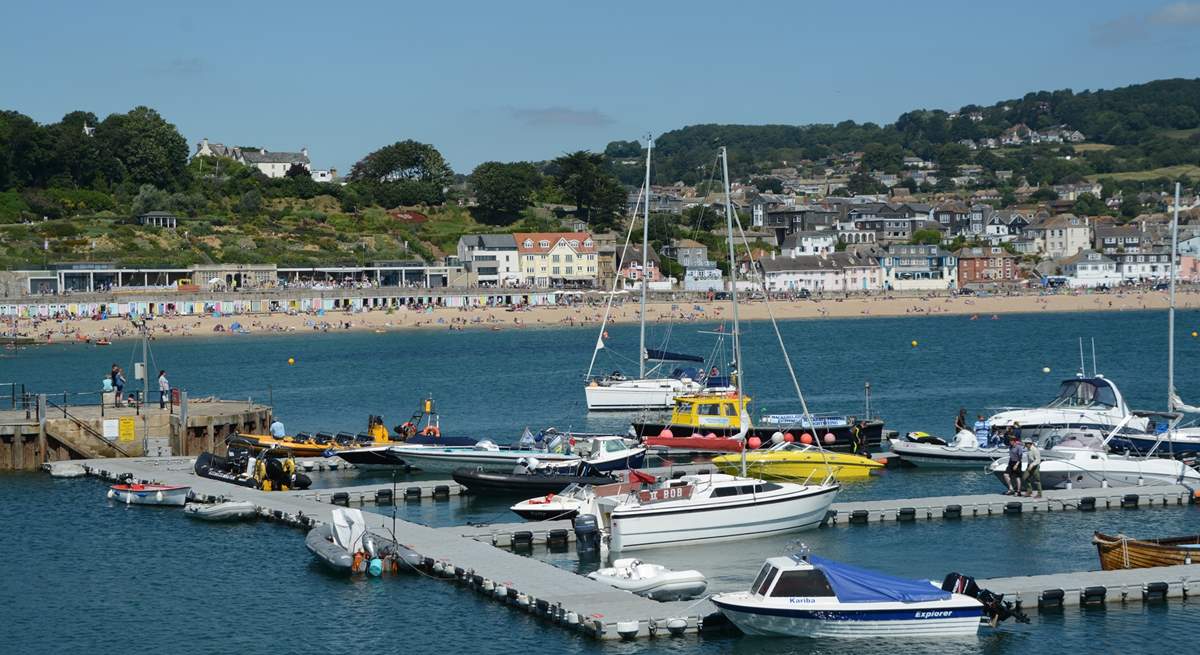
[3,310,1200,653]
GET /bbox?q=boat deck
[44,457,1200,640]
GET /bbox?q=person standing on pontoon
[1022,438,1042,498]
[1003,436,1025,496]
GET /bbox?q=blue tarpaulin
[807,556,950,603]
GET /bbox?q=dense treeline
[639,78,1200,185]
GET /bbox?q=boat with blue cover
[712,553,986,638]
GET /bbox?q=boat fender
[368,558,383,577]
[155,491,164,502]
[353,552,364,573]
[106,489,115,499]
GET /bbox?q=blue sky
[2,1,1198,173]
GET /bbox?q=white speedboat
[587,558,708,601]
[591,472,838,552]
[987,375,1150,442]
[107,483,190,506]
[184,500,257,521]
[987,430,1200,489]
[711,553,984,638]
[888,430,1006,468]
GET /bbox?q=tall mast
[639,136,652,379]
[1169,182,1180,411]
[720,147,747,476]
[141,322,149,405]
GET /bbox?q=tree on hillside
[285,163,311,179]
[47,111,105,189]
[754,178,783,193]
[604,140,643,158]
[846,172,886,195]
[910,229,942,245]
[130,184,170,216]
[549,151,625,228]
[96,106,189,190]
[0,110,53,189]
[469,161,542,224]
[1072,192,1108,216]
[348,140,452,206]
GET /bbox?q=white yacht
[986,375,1150,442]
[888,430,1007,468]
[988,429,1200,490]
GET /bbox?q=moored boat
[636,394,884,454]
[987,429,1200,490]
[107,483,190,506]
[712,440,883,481]
[184,500,257,521]
[711,553,985,638]
[510,481,638,521]
[587,558,708,601]
[1093,531,1200,570]
[194,439,312,491]
[888,430,1006,468]
[452,464,618,496]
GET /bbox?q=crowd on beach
[1,286,1193,346]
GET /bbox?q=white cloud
[1149,2,1200,25]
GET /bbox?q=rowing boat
[1093,531,1200,570]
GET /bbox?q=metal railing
[43,396,133,457]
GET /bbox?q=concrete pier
[1,398,271,471]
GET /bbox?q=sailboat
[584,136,704,410]
[580,147,840,552]
[1108,183,1200,457]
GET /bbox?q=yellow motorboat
[240,414,401,456]
[711,441,883,481]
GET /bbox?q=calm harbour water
[3,310,1200,654]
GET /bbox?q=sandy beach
[4,288,1197,344]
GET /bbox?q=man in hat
[1003,435,1025,495]
[1022,437,1042,498]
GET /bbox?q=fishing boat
[888,430,1006,468]
[987,424,1200,489]
[194,438,312,491]
[711,553,986,638]
[583,136,705,411]
[510,481,639,521]
[184,500,257,521]
[712,439,882,481]
[1093,531,1200,570]
[107,483,190,506]
[636,395,885,454]
[451,463,618,496]
[587,558,708,601]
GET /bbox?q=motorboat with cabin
[986,375,1151,443]
[888,430,1007,468]
[987,425,1200,490]
[712,438,883,481]
[586,558,708,601]
[510,481,640,521]
[712,553,1018,638]
[636,393,884,454]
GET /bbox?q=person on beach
[157,370,169,409]
[954,408,968,434]
[1004,436,1025,495]
[1023,438,1042,498]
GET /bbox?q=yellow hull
[711,452,882,481]
[239,434,392,456]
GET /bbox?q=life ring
[400,422,417,438]
[422,426,440,437]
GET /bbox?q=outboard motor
[942,572,1029,626]
[573,514,601,559]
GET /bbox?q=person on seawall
[157,370,169,409]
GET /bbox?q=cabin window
[760,482,782,492]
[752,564,778,595]
[603,440,626,452]
[698,404,722,416]
[770,570,836,597]
[675,401,691,414]
[713,486,741,497]
[721,402,738,416]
